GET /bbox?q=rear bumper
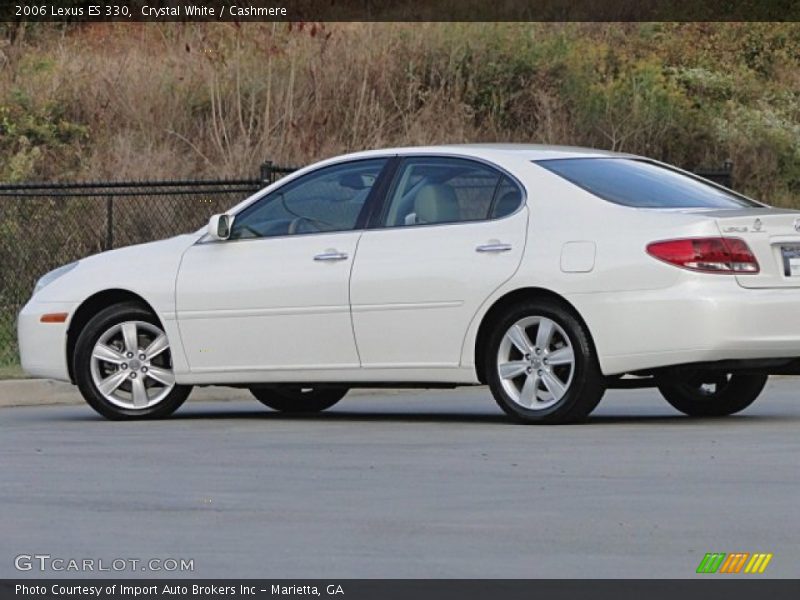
[568,278,800,376]
[17,299,76,382]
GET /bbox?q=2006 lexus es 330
[18,145,800,423]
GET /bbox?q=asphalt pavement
[1,379,799,579]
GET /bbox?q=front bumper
[17,299,78,382]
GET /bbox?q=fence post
[105,194,114,251]
[723,160,734,188]
[694,161,734,189]
[260,160,273,184]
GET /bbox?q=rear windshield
[535,158,760,209]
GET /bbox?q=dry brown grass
[1,22,799,205]
[8,23,490,179]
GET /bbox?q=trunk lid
[708,208,800,288]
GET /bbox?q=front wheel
[657,371,768,417]
[251,386,348,413]
[485,300,606,424]
[74,302,192,420]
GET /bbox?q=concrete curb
[2,376,791,409]
[0,379,401,408]
[0,379,81,407]
[0,379,253,408]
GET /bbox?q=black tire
[657,371,768,417]
[484,299,606,424]
[251,385,348,413]
[74,302,192,420]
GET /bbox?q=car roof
[330,143,634,163]
[224,144,637,220]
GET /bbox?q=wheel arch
[473,287,598,384]
[66,289,162,383]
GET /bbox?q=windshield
[535,158,761,209]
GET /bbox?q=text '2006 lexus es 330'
[18,145,800,423]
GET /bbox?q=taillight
[646,237,760,274]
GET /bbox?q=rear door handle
[314,251,349,262]
[476,243,512,253]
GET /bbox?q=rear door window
[381,157,523,227]
[536,158,761,209]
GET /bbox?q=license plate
[781,244,800,277]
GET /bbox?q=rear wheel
[657,371,768,417]
[485,300,606,424]
[74,302,191,420]
[251,386,348,413]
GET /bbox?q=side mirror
[207,214,232,241]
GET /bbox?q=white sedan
[17,145,800,423]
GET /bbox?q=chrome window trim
[195,152,528,245]
[368,153,528,232]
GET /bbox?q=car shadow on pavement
[41,406,797,426]
[173,410,790,426]
[137,409,515,425]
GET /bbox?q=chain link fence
[0,163,296,369]
[0,159,732,372]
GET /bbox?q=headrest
[414,184,460,224]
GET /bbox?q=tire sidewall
[251,386,348,413]
[74,303,189,420]
[485,301,604,424]
[658,372,768,417]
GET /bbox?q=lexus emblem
[795,218,800,233]
[753,218,763,232]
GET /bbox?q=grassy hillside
[1,22,799,205]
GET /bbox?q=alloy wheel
[89,320,176,410]
[496,316,575,411]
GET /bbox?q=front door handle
[314,251,349,262]
[476,242,513,253]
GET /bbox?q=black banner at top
[0,0,799,22]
